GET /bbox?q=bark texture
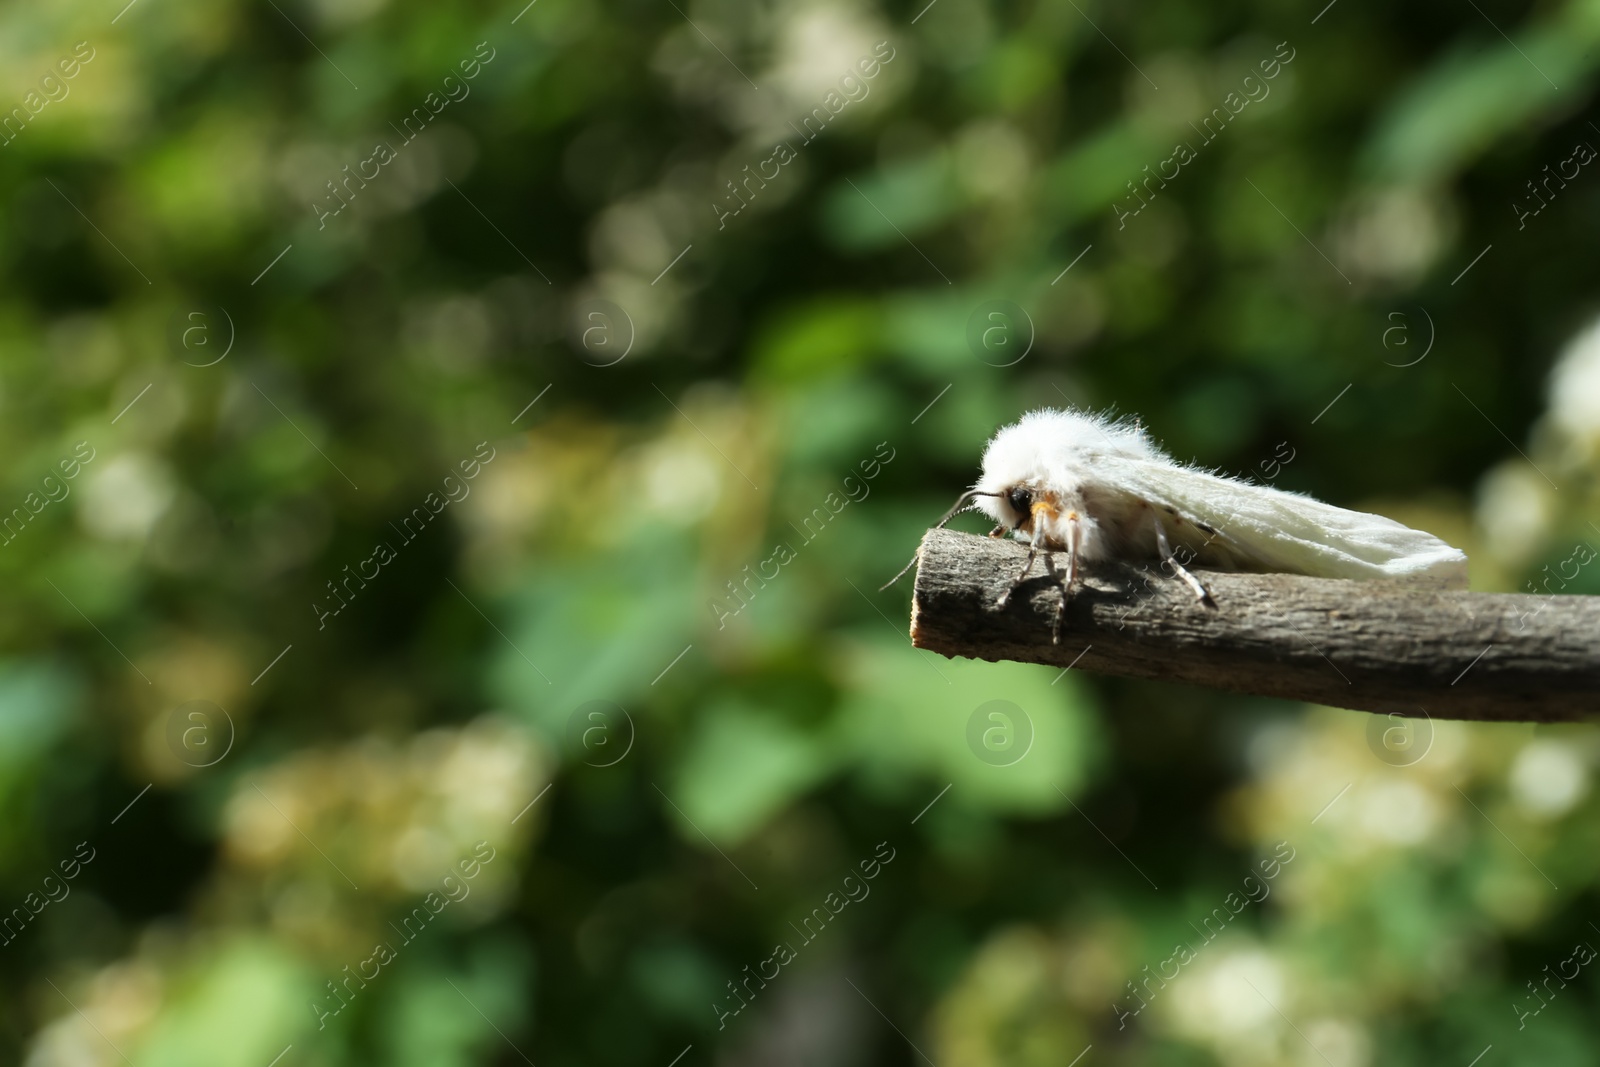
[908,528,1599,722]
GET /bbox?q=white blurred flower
[23,963,160,1067]
[222,777,299,866]
[729,2,900,139]
[1168,948,1285,1038]
[1303,1017,1372,1067]
[1336,186,1446,285]
[590,195,676,277]
[79,454,177,542]
[1245,720,1304,778]
[434,717,541,825]
[23,1016,101,1067]
[88,962,162,1036]
[581,270,673,357]
[953,119,1031,199]
[1509,739,1589,819]
[1474,460,1556,565]
[1357,778,1440,845]
[769,5,882,110]
[390,824,455,892]
[642,439,721,524]
[1545,313,1600,459]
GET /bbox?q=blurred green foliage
[1,0,1599,1063]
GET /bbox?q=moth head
[1002,485,1034,529]
[974,481,1048,532]
[975,416,1067,532]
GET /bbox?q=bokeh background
[2,0,1600,1063]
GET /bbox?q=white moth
[886,407,1468,624]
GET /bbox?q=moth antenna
[878,553,920,592]
[879,489,1000,591]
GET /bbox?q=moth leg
[1041,553,1066,643]
[1153,512,1216,609]
[987,525,1006,538]
[1040,514,1081,643]
[997,513,1051,609]
[996,541,1038,608]
[1064,511,1081,591]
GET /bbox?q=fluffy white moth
[886,408,1468,626]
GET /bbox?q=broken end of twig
[908,568,925,646]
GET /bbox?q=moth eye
[1007,486,1032,516]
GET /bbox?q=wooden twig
[907,528,1600,723]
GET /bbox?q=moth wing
[1092,455,1469,587]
